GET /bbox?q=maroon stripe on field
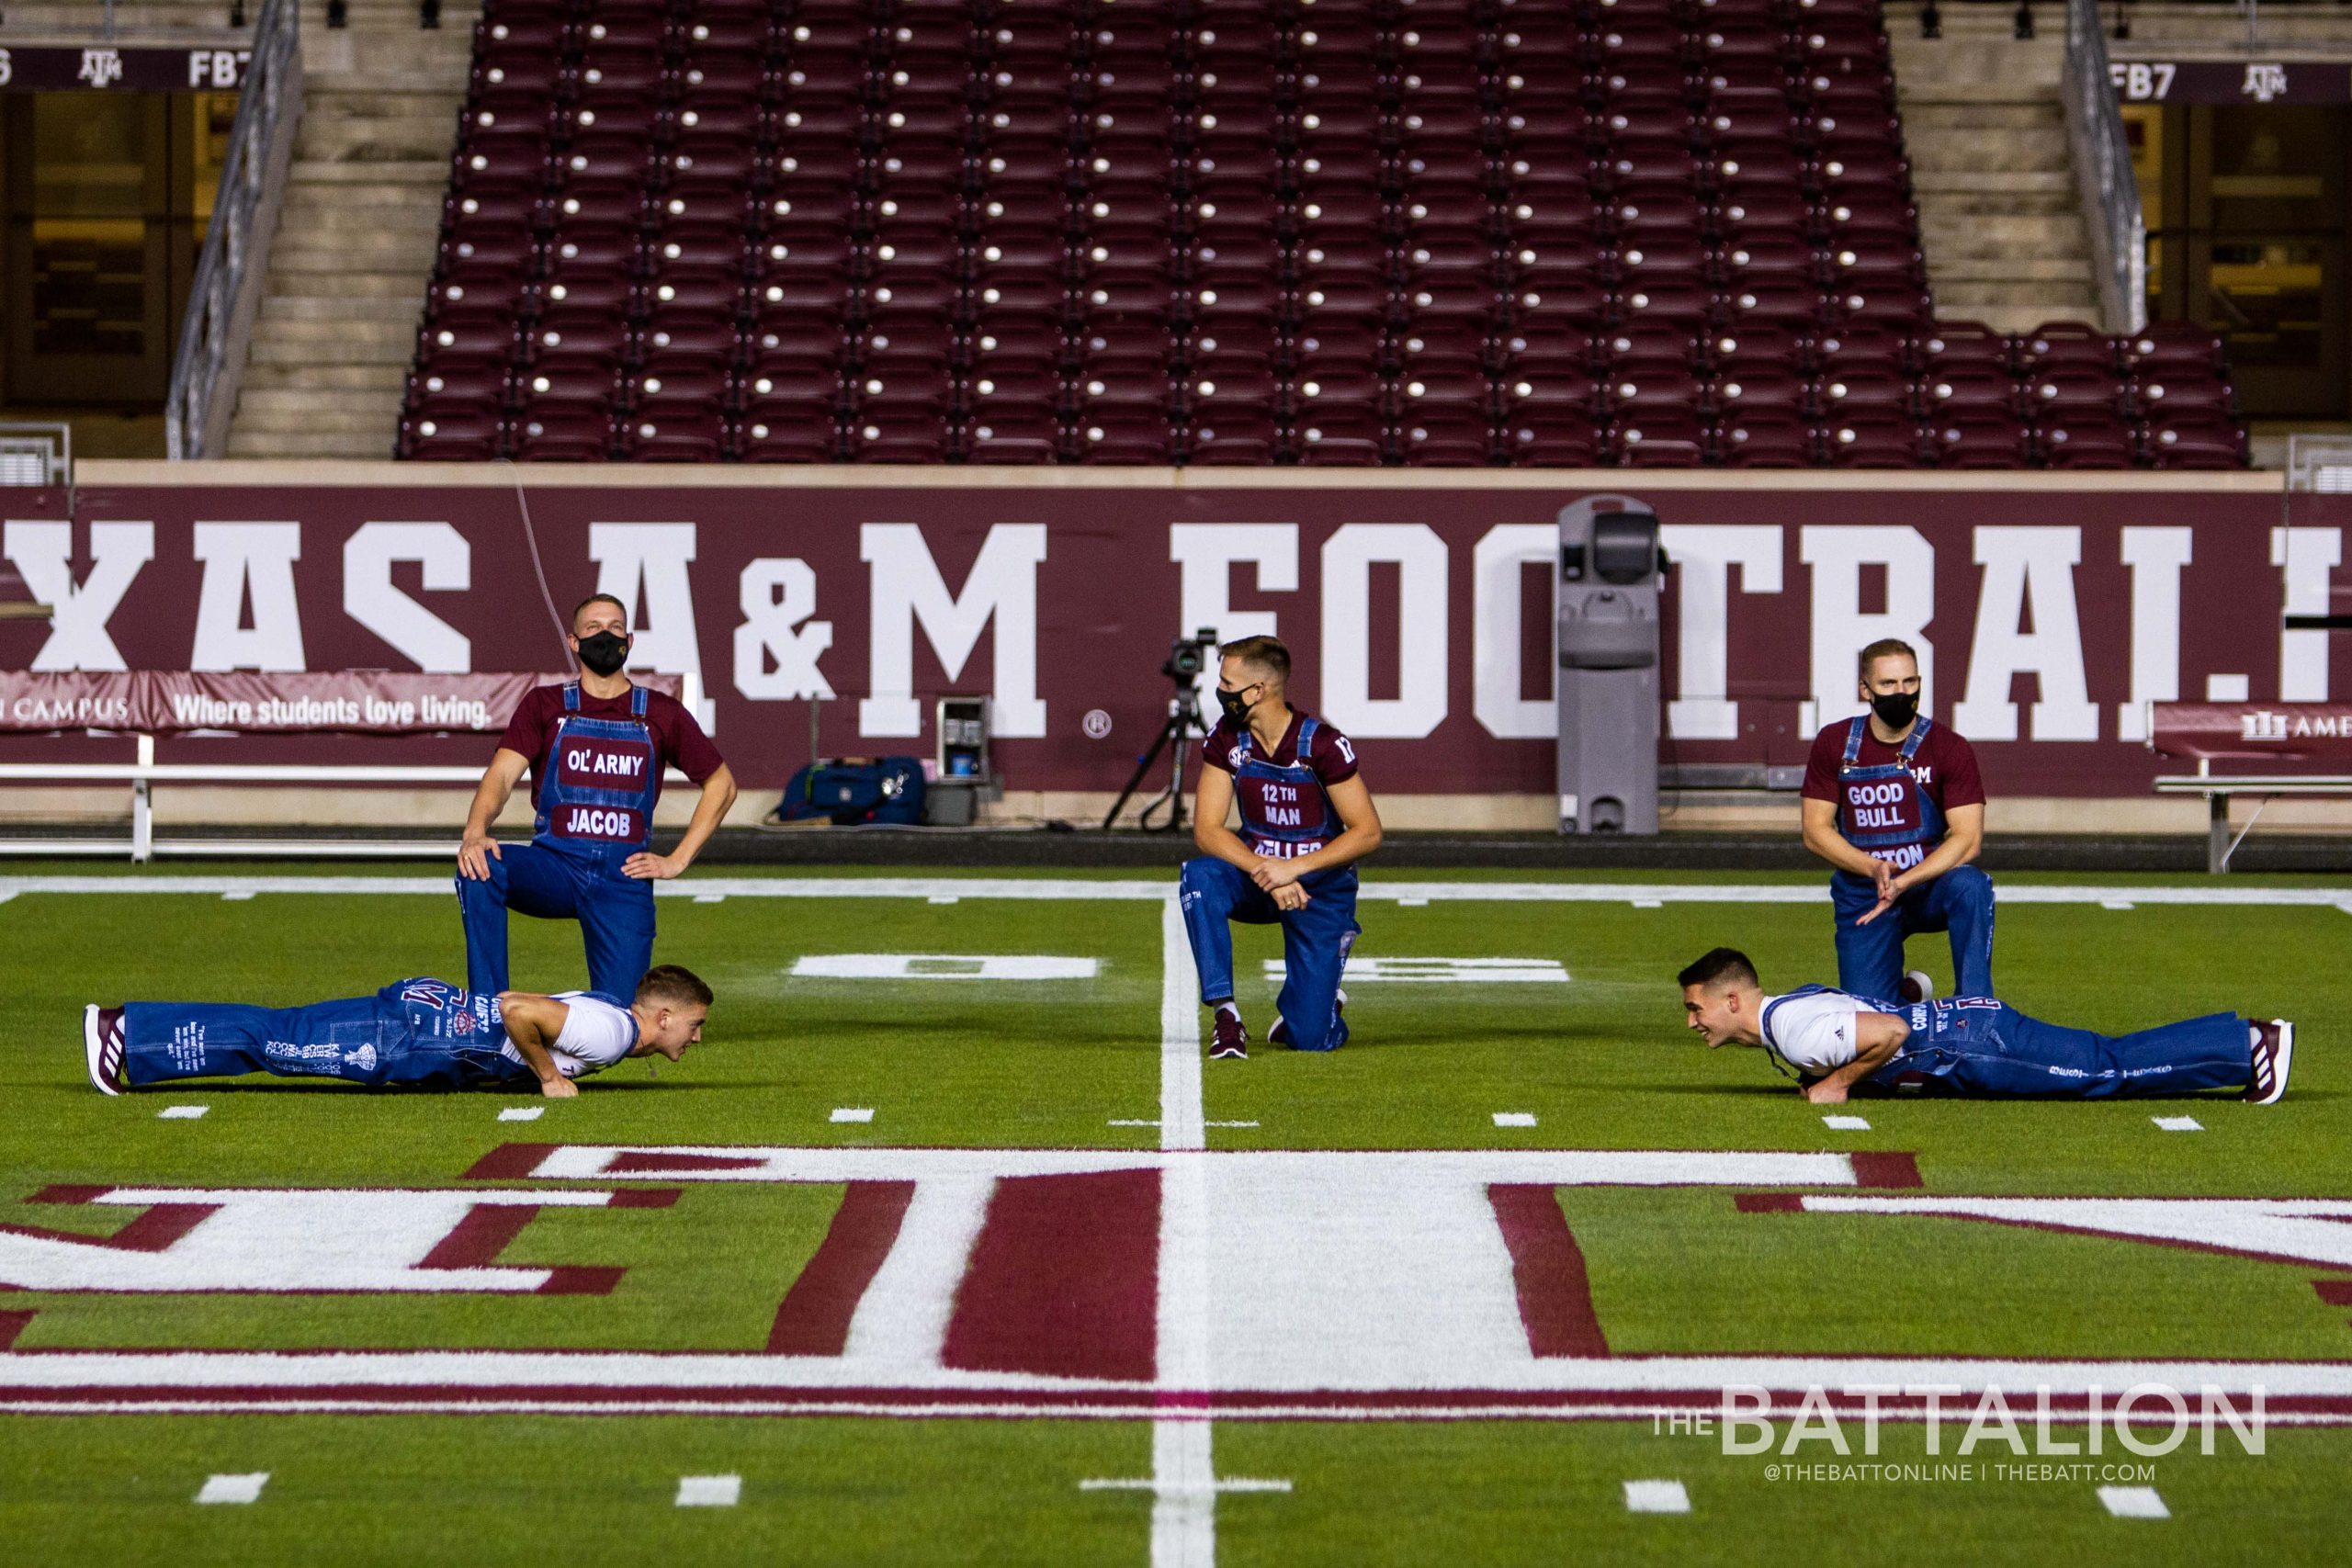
[2314,1279,2352,1305]
[766,1180,916,1356]
[1736,1193,1805,1213]
[605,1152,773,1174]
[1488,1184,1610,1359]
[0,1311,31,1349]
[1849,1153,1923,1189]
[537,1268,626,1296]
[606,1189,681,1209]
[419,1204,628,1296]
[419,1205,541,1271]
[942,1169,1159,1382]
[27,1186,106,1205]
[0,1203,218,1255]
[462,1144,557,1180]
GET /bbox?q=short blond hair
[1219,635,1290,683]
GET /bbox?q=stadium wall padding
[4,465,2346,799]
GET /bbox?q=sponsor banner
[1,480,2346,795]
[0,45,251,92]
[2151,702,2352,761]
[0,671,680,737]
[2110,58,2352,104]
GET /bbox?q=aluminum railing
[163,0,302,459]
[2061,0,2149,335]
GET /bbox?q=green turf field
[1,864,2347,1565]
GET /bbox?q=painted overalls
[1828,716,1994,1002]
[1179,715,1361,1051]
[458,683,661,998]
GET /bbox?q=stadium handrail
[0,671,698,863]
[2148,701,2352,871]
[165,0,301,460]
[2064,0,2150,336]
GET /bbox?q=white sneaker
[84,1004,126,1096]
[2245,1019,2294,1106]
[1898,970,1936,1004]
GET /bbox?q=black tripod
[1104,684,1208,831]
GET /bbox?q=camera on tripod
[1106,627,1225,831]
[1162,627,1221,683]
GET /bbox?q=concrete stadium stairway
[0,0,246,33]
[226,2,478,458]
[1886,3,2102,333]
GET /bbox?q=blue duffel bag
[769,756,927,827]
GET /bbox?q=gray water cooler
[1556,495,1665,835]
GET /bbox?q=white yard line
[1623,1479,1690,1514]
[195,1472,268,1505]
[1154,891,1218,1567]
[2,874,2346,909]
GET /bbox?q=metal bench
[0,671,695,862]
[2149,701,2352,873]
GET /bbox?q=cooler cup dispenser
[1556,495,1665,835]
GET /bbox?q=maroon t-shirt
[1202,705,1360,856]
[1801,716,1985,848]
[497,683,724,817]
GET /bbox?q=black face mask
[1871,690,1919,729]
[576,631,630,677]
[1216,683,1259,728]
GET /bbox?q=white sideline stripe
[2153,1116,2203,1133]
[196,1472,268,1505]
[675,1474,741,1507]
[1396,897,1430,907]
[929,895,960,904]
[693,894,726,904]
[14,1352,2337,1398]
[2102,899,2136,911]
[1110,1120,1259,1129]
[1822,1115,1871,1131]
[1631,899,1664,909]
[831,1108,875,1123]
[2099,1485,2170,1519]
[517,1145,1893,1188]
[220,891,254,902]
[1623,1480,1690,1515]
[157,1105,209,1120]
[5,875,2348,909]
[497,1107,543,1122]
[1493,1112,1538,1128]
[791,953,1100,981]
[1082,1476,1291,1495]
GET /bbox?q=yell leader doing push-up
[1677,947,2293,1106]
[82,965,711,1098]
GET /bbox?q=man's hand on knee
[458,832,502,881]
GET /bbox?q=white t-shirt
[1758,990,1872,1074]
[500,992,639,1081]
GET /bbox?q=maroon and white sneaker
[1898,970,1936,1004]
[1268,988,1347,1048]
[1208,1009,1249,1061]
[83,1004,126,1096]
[2245,1019,2294,1105]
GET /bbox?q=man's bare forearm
[1194,818,1263,872]
[669,766,738,868]
[1802,818,1885,879]
[1286,821,1383,878]
[462,773,514,839]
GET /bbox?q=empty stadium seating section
[395,0,2248,468]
